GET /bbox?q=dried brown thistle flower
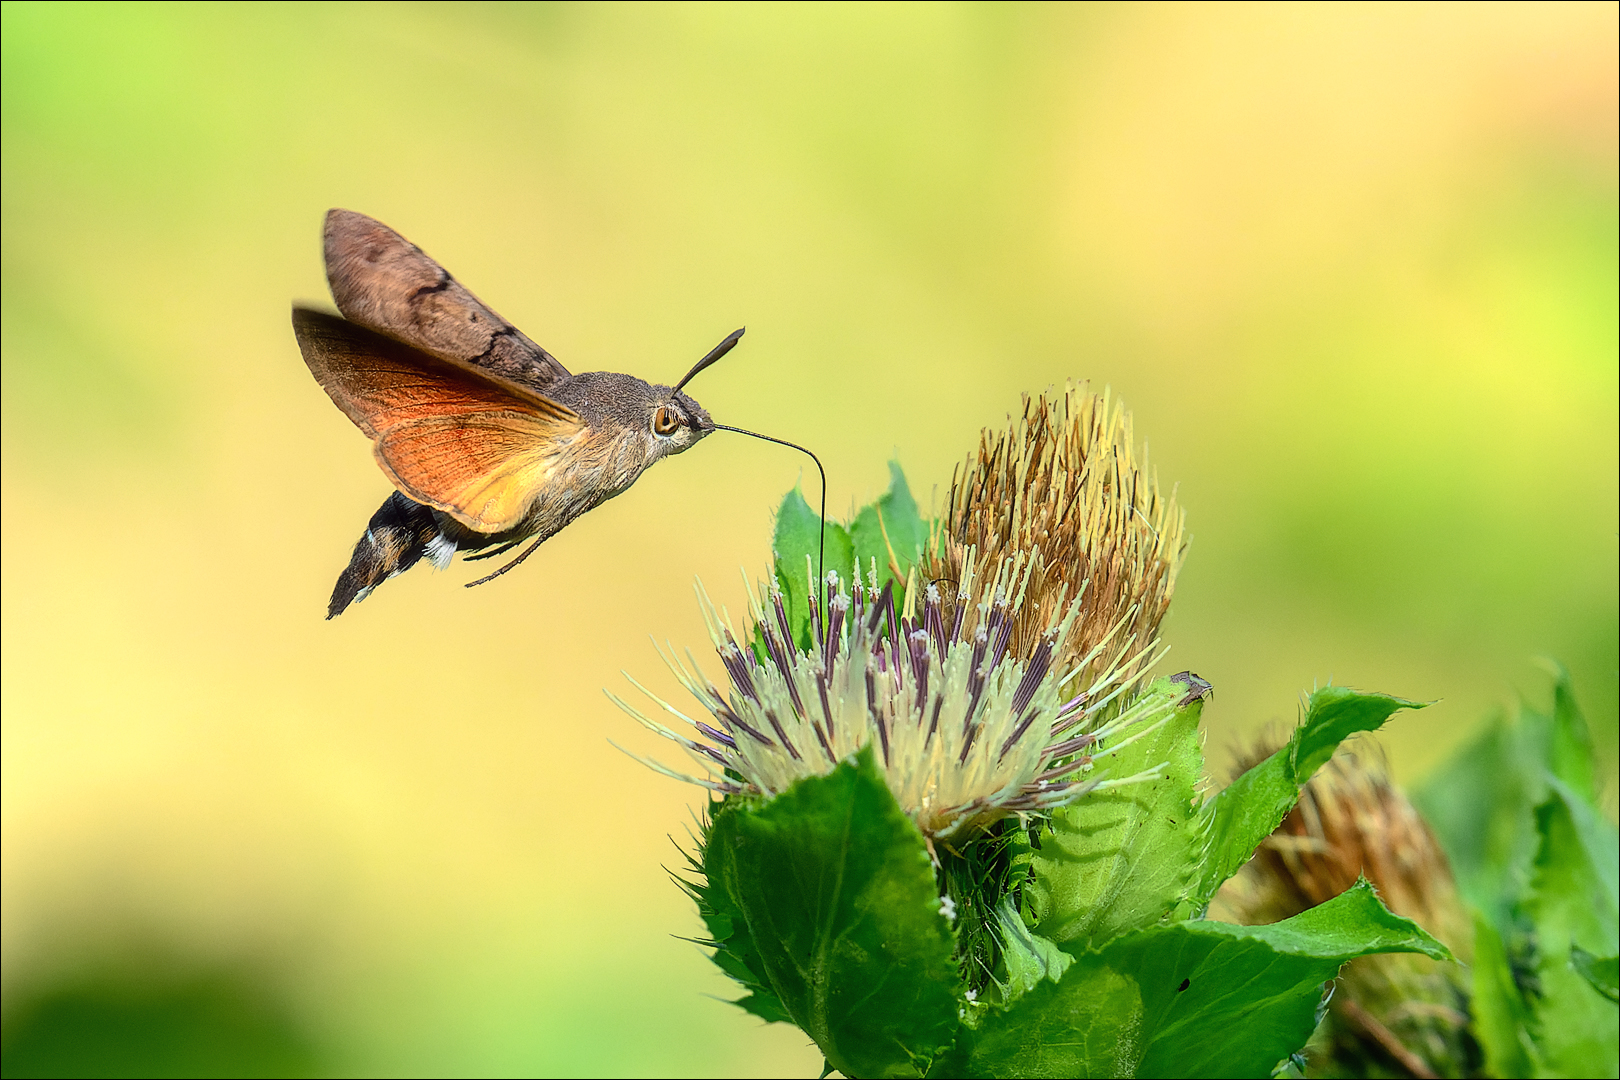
[921,381,1187,696]
[1214,744,1477,1079]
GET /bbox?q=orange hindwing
[292,307,582,532]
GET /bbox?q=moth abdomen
[328,491,447,619]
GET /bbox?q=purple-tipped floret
[762,708,801,761]
[696,721,737,749]
[867,668,890,766]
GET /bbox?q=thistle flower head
[612,546,1178,838]
[925,381,1186,696]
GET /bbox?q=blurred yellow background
[2,2,1614,1075]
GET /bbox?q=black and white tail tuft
[328,492,446,618]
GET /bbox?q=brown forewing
[322,208,571,391]
[293,308,579,432]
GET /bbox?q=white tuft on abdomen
[424,531,457,570]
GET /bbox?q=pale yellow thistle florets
[611,383,1188,839]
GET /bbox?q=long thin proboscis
[672,327,746,396]
[710,423,827,616]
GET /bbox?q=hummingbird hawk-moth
[293,209,818,618]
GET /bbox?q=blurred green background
[2,2,1614,1075]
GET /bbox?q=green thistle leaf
[682,810,787,1024]
[1571,948,1620,1004]
[1411,666,1615,1077]
[1023,677,1207,949]
[934,881,1447,1079]
[1521,777,1620,1075]
[771,463,926,650]
[1188,687,1423,908]
[703,748,961,1079]
[1410,706,1546,926]
[1412,664,1598,927]
[771,486,853,648]
[1545,659,1599,803]
[850,460,928,596]
[1470,907,1542,1077]
[989,893,1072,1003]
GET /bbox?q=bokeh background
[3,2,1615,1075]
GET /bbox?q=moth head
[648,389,713,456]
[634,325,742,456]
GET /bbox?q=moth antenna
[709,423,827,618]
[672,327,745,396]
[464,532,548,588]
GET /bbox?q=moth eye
[653,405,680,436]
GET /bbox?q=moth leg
[465,533,548,588]
[462,537,526,562]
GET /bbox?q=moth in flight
[293,209,805,617]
